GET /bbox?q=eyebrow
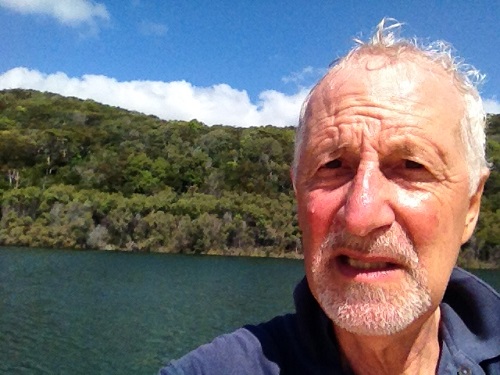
[380,134,449,166]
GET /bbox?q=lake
[0,247,498,375]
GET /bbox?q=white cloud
[138,21,168,37]
[484,98,500,114]
[0,67,307,127]
[282,66,326,86]
[0,0,109,27]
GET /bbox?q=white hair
[294,18,489,195]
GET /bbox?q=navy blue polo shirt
[160,268,500,374]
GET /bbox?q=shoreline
[1,244,497,269]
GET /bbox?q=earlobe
[461,169,490,244]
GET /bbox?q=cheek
[396,188,466,289]
[397,190,461,303]
[298,189,342,248]
[396,190,440,245]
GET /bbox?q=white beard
[311,225,432,336]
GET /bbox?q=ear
[461,169,490,244]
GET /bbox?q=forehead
[302,53,464,138]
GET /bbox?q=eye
[384,158,437,185]
[404,160,424,169]
[323,159,342,169]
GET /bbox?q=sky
[0,0,499,127]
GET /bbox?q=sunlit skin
[292,53,489,374]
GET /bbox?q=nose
[341,161,395,237]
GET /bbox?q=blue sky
[0,0,498,126]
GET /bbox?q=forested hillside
[0,89,498,267]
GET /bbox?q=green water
[0,247,303,374]
[0,247,498,374]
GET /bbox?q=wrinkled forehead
[302,52,463,128]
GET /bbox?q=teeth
[346,258,389,270]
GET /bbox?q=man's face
[293,54,485,335]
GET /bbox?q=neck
[335,308,441,375]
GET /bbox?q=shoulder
[443,267,499,319]
[158,327,281,375]
[159,278,343,375]
[440,268,500,373]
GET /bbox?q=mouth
[340,255,399,271]
[335,255,403,281]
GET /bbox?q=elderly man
[160,19,499,375]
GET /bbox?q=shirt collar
[440,267,500,364]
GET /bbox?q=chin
[313,267,432,336]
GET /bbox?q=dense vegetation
[0,89,498,267]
